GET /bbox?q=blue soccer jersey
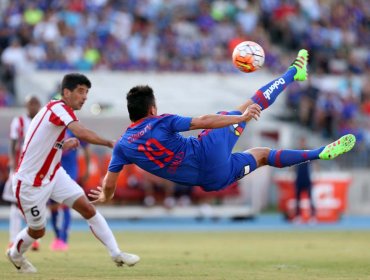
[62,129,88,180]
[109,114,202,186]
[109,112,258,191]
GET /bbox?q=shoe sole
[114,256,140,267]
[114,260,139,267]
[320,134,356,160]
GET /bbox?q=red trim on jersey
[15,180,25,218]
[16,109,49,172]
[49,112,65,126]
[18,116,24,138]
[49,162,61,182]
[128,118,147,128]
[47,100,77,125]
[129,114,170,129]
[46,100,64,109]
[62,104,77,121]
[33,129,66,187]
[14,116,24,166]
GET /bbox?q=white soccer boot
[6,249,37,273]
[112,252,140,267]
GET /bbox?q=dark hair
[61,73,91,95]
[127,85,156,121]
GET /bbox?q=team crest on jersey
[229,124,244,136]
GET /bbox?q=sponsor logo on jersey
[54,141,64,150]
[263,78,285,100]
[229,124,244,136]
[128,124,152,143]
[167,151,185,174]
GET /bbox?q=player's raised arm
[68,121,114,148]
[189,103,262,130]
[88,171,119,203]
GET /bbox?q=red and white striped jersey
[9,114,32,167]
[14,100,78,186]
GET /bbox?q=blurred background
[0,0,369,224]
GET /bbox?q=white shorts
[12,167,85,230]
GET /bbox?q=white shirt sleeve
[49,102,78,126]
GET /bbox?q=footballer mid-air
[89,48,356,204]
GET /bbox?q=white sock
[9,204,23,243]
[10,227,36,259]
[87,212,121,257]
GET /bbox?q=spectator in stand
[293,137,316,224]
[315,91,342,139]
[0,83,13,107]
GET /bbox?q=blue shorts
[197,111,258,191]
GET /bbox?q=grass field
[1,231,370,280]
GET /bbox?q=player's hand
[88,186,107,204]
[63,137,80,151]
[107,140,115,148]
[242,104,262,122]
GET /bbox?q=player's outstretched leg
[87,212,140,267]
[72,196,140,267]
[266,134,356,168]
[239,49,308,113]
[318,134,356,160]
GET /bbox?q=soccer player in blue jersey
[89,50,356,203]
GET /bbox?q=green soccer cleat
[319,134,356,160]
[289,49,309,81]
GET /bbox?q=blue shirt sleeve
[161,114,192,132]
[108,142,130,172]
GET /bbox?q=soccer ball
[232,41,265,73]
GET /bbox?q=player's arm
[189,103,262,130]
[8,139,17,170]
[88,171,119,203]
[68,121,114,148]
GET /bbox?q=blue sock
[251,68,296,110]
[60,207,71,243]
[50,209,60,239]
[267,147,325,168]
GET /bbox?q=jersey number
[138,138,174,168]
[31,206,40,217]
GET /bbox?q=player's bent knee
[246,147,271,167]
[28,227,45,239]
[72,196,96,219]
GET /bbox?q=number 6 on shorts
[30,206,40,217]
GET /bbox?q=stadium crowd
[0,0,368,74]
[0,0,369,154]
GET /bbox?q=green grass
[1,231,370,279]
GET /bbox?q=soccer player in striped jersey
[6,73,139,273]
